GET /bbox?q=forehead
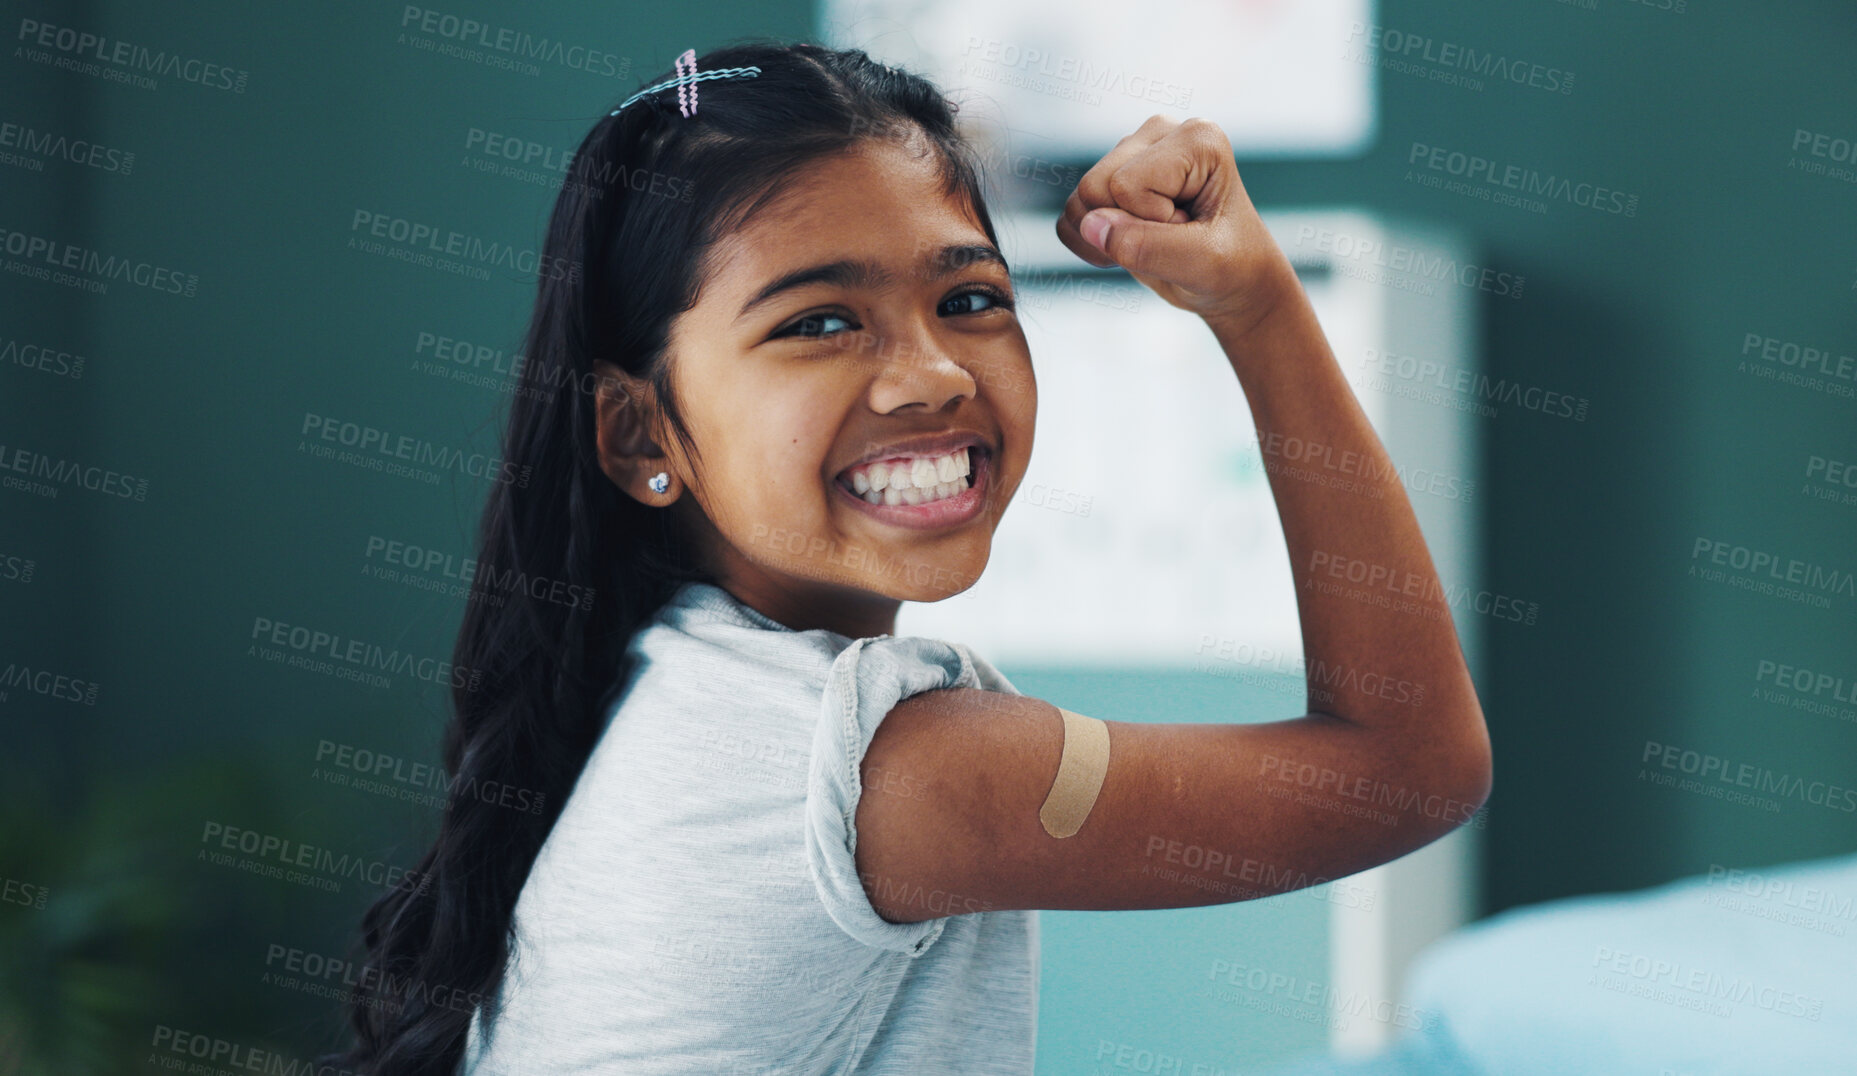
[703,139,990,292]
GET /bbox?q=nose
[866,328,977,414]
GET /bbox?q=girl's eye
[774,311,856,339]
[941,285,1016,318]
[771,285,1016,341]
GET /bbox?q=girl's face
[603,136,1036,639]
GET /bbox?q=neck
[678,506,902,638]
[721,574,901,638]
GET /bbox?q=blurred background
[3,1,1853,1072]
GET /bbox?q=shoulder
[815,634,1018,757]
[804,633,1021,952]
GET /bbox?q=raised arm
[850,115,1491,923]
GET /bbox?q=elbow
[1388,711,1491,846]
[1440,704,1493,822]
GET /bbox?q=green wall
[1213,1,1857,911]
[4,0,1854,1068]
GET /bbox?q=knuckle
[1116,228,1142,265]
[1186,117,1231,149]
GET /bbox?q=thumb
[1079,205,1193,277]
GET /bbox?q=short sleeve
[805,634,997,956]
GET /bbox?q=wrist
[1200,253,1302,343]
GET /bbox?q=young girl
[330,40,1491,1075]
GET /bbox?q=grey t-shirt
[460,580,1040,1073]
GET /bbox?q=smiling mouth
[830,446,991,529]
[835,445,982,507]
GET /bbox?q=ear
[592,361,683,505]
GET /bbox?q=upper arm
[851,687,1491,923]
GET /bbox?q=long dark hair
[325,40,1003,1074]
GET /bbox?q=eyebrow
[733,243,1010,324]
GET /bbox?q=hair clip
[610,49,762,118]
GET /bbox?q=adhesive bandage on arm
[1039,708,1111,838]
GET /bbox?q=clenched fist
[1056,114,1299,337]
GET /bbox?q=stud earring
[648,472,670,495]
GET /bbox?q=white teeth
[845,447,971,489]
[842,446,978,507]
[862,478,967,507]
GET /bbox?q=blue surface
[1255,852,1857,1076]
